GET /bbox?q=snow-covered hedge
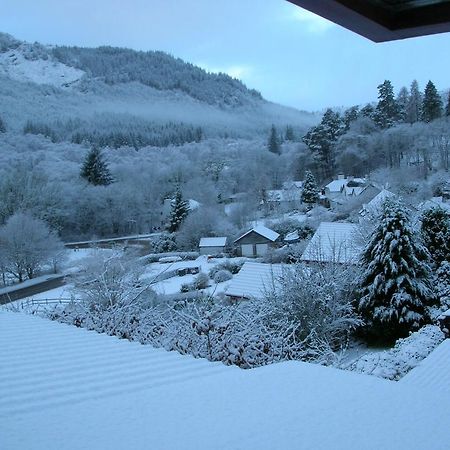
[349,325,445,380]
[142,251,200,264]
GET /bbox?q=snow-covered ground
[0,48,85,87]
[1,311,449,450]
[143,255,242,296]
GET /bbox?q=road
[0,275,66,305]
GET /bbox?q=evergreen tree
[374,80,399,128]
[303,109,343,179]
[360,104,375,119]
[396,86,409,123]
[167,188,189,233]
[268,125,281,154]
[420,207,450,268]
[300,170,319,209]
[445,91,450,117]
[0,116,5,133]
[421,80,443,122]
[406,80,422,123]
[285,125,295,141]
[343,106,359,131]
[358,198,435,342]
[80,146,113,186]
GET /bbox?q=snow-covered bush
[265,264,362,362]
[435,261,450,309]
[208,259,244,278]
[151,233,177,253]
[349,325,445,380]
[193,272,209,290]
[213,269,232,283]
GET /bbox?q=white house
[199,237,227,255]
[234,225,280,258]
[225,261,285,300]
[324,175,367,204]
[301,222,362,264]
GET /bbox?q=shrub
[213,269,233,283]
[193,272,209,290]
[208,260,244,278]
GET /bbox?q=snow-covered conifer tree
[420,207,450,268]
[374,80,399,128]
[268,125,281,154]
[168,188,189,233]
[301,170,319,209]
[358,198,435,342]
[421,80,443,122]
[80,146,113,186]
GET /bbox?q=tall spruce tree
[343,106,359,131]
[80,146,113,186]
[301,170,319,209]
[167,188,189,233]
[358,198,435,342]
[421,80,443,122]
[445,91,450,117]
[0,115,5,133]
[285,125,295,141]
[396,86,409,123]
[420,207,450,268]
[268,125,281,154]
[374,80,399,128]
[303,109,343,180]
[406,80,422,123]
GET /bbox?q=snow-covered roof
[199,237,227,248]
[234,225,280,243]
[325,177,366,193]
[401,339,450,393]
[361,189,396,217]
[2,311,450,450]
[282,181,303,190]
[188,199,201,210]
[301,222,361,264]
[225,262,285,299]
[418,197,450,213]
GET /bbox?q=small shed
[199,237,227,255]
[234,225,280,258]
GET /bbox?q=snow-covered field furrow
[0,311,232,418]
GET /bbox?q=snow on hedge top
[199,237,227,247]
[0,48,84,88]
[225,261,284,299]
[301,221,361,264]
[235,225,280,243]
[2,311,450,450]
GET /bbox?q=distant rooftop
[199,237,227,247]
[234,225,280,243]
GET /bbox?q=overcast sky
[1,0,449,111]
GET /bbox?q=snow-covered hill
[0,32,318,139]
[0,48,85,88]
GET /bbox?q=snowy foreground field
[1,311,450,450]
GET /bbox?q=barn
[234,225,280,258]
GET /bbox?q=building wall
[199,246,225,255]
